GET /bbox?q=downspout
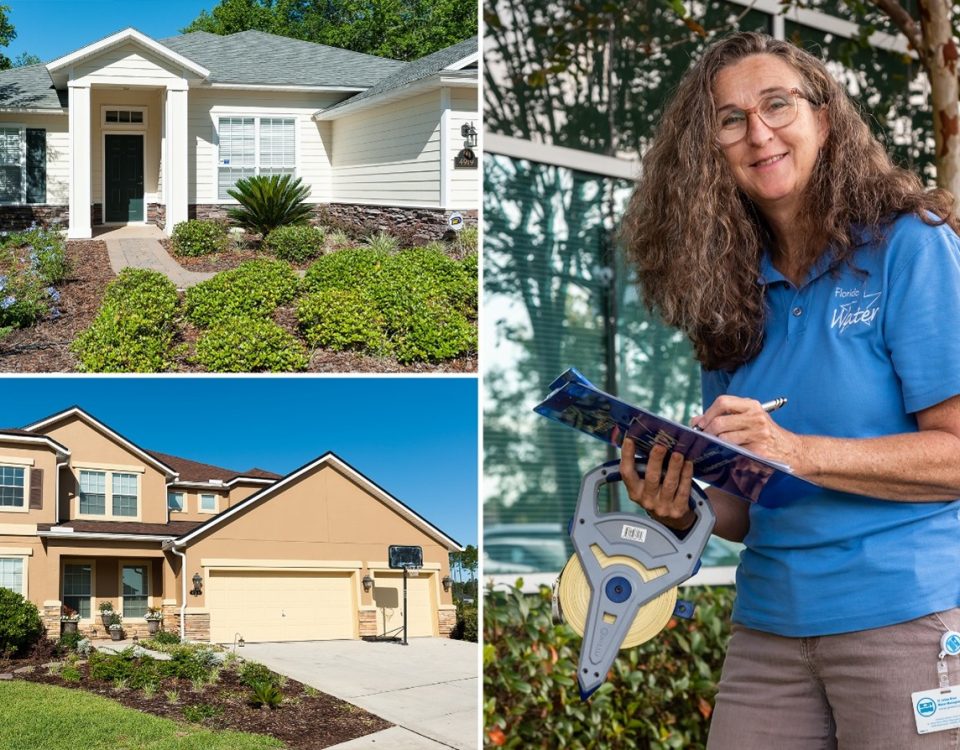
[170,543,188,643]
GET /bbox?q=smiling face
[713,54,829,224]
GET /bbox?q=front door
[104,134,144,223]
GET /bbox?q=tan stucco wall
[0,441,59,525]
[180,463,453,613]
[37,416,170,524]
[168,489,228,522]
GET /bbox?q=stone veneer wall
[358,609,378,637]
[42,603,162,641]
[161,604,211,642]
[439,608,457,638]
[0,206,69,232]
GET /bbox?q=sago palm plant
[227,174,313,236]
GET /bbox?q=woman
[620,32,960,749]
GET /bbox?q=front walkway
[95,226,215,289]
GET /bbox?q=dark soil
[7,653,391,749]
[0,240,114,372]
[160,238,317,273]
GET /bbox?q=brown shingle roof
[148,450,280,484]
[38,520,203,536]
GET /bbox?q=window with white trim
[112,473,138,517]
[199,493,217,512]
[78,470,139,519]
[217,116,296,199]
[0,465,25,508]
[0,557,24,595]
[63,563,91,618]
[122,564,148,618]
[0,126,45,204]
[167,491,184,511]
[79,470,106,515]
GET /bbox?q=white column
[439,87,451,210]
[67,83,91,239]
[163,84,189,235]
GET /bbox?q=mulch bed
[7,653,391,749]
[159,239,317,273]
[0,240,115,372]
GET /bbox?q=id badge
[912,686,960,734]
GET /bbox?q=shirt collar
[756,244,845,288]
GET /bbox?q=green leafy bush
[56,632,83,653]
[452,602,478,642]
[390,301,477,363]
[363,231,399,253]
[265,224,326,263]
[0,588,43,657]
[88,651,138,683]
[164,645,220,682]
[195,316,308,372]
[143,630,181,650]
[239,661,276,689]
[379,247,477,315]
[184,259,298,328]
[296,289,387,352]
[171,220,230,256]
[71,269,180,372]
[301,248,388,294]
[249,680,284,709]
[0,227,68,330]
[227,174,312,235]
[484,584,734,750]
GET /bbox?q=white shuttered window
[217,116,296,199]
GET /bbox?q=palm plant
[227,174,313,236]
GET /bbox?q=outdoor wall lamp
[191,572,203,596]
[362,574,374,592]
[442,575,452,592]
[233,633,245,652]
[460,122,478,148]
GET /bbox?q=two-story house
[0,406,461,642]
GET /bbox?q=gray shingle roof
[0,64,66,110]
[321,36,477,114]
[161,30,405,88]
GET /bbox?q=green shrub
[227,174,313,235]
[391,301,476,363]
[296,289,387,352]
[301,248,388,294]
[88,651,138,683]
[379,247,477,315]
[163,645,219,682]
[195,316,308,372]
[184,259,298,328]
[183,703,224,723]
[452,602,477,642]
[462,252,478,279]
[249,680,283,709]
[8,227,70,283]
[144,630,181,649]
[0,588,43,657]
[265,224,326,263]
[484,583,734,750]
[57,632,83,654]
[363,231,399,253]
[171,220,230,257]
[71,269,181,373]
[239,661,276,689]
[456,225,478,255]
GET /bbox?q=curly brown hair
[620,32,956,371]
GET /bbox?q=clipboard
[534,368,817,505]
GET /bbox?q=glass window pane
[119,111,130,123]
[112,473,137,517]
[122,565,148,618]
[63,563,91,618]
[167,491,183,511]
[0,466,24,507]
[218,117,255,200]
[106,111,118,122]
[130,111,143,123]
[0,558,23,594]
[79,471,106,515]
[0,128,22,203]
[200,494,216,511]
[260,118,295,168]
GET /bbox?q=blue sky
[0,377,479,547]
[6,1,216,62]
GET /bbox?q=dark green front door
[104,134,144,223]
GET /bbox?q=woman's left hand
[692,395,808,471]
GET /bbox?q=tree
[0,4,17,71]
[12,52,40,67]
[182,0,476,61]
[449,544,477,600]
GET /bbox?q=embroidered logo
[830,289,881,334]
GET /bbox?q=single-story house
[0,28,478,240]
[0,406,462,642]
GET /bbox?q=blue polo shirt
[701,213,960,637]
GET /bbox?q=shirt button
[792,307,803,317]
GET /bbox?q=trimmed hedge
[194,316,309,372]
[484,583,734,749]
[171,220,230,256]
[301,247,388,294]
[71,269,180,373]
[265,224,326,263]
[0,588,44,658]
[184,259,298,328]
[296,288,387,353]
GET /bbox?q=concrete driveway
[238,638,478,749]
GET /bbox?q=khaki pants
[707,609,960,750]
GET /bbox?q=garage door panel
[208,569,356,643]
[373,574,435,638]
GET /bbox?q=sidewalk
[96,225,215,289]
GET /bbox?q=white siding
[0,113,69,204]
[449,88,479,210]
[331,90,442,207]
[187,89,340,204]
[90,89,163,203]
[74,42,187,86]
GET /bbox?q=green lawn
[0,680,283,750]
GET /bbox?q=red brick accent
[359,610,378,637]
[439,608,457,638]
[0,205,69,232]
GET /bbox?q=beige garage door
[207,569,356,643]
[372,573,435,638]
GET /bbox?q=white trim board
[485,133,640,180]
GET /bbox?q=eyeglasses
[715,88,812,146]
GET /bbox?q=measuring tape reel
[553,458,716,699]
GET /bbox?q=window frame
[61,560,94,621]
[100,105,148,131]
[199,493,218,514]
[0,554,28,597]
[75,467,142,521]
[119,560,150,620]
[212,112,300,202]
[167,490,185,512]
[0,461,29,513]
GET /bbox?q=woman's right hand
[619,436,696,531]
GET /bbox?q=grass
[0,680,282,750]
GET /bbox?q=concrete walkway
[239,638,478,750]
[96,225,215,289]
